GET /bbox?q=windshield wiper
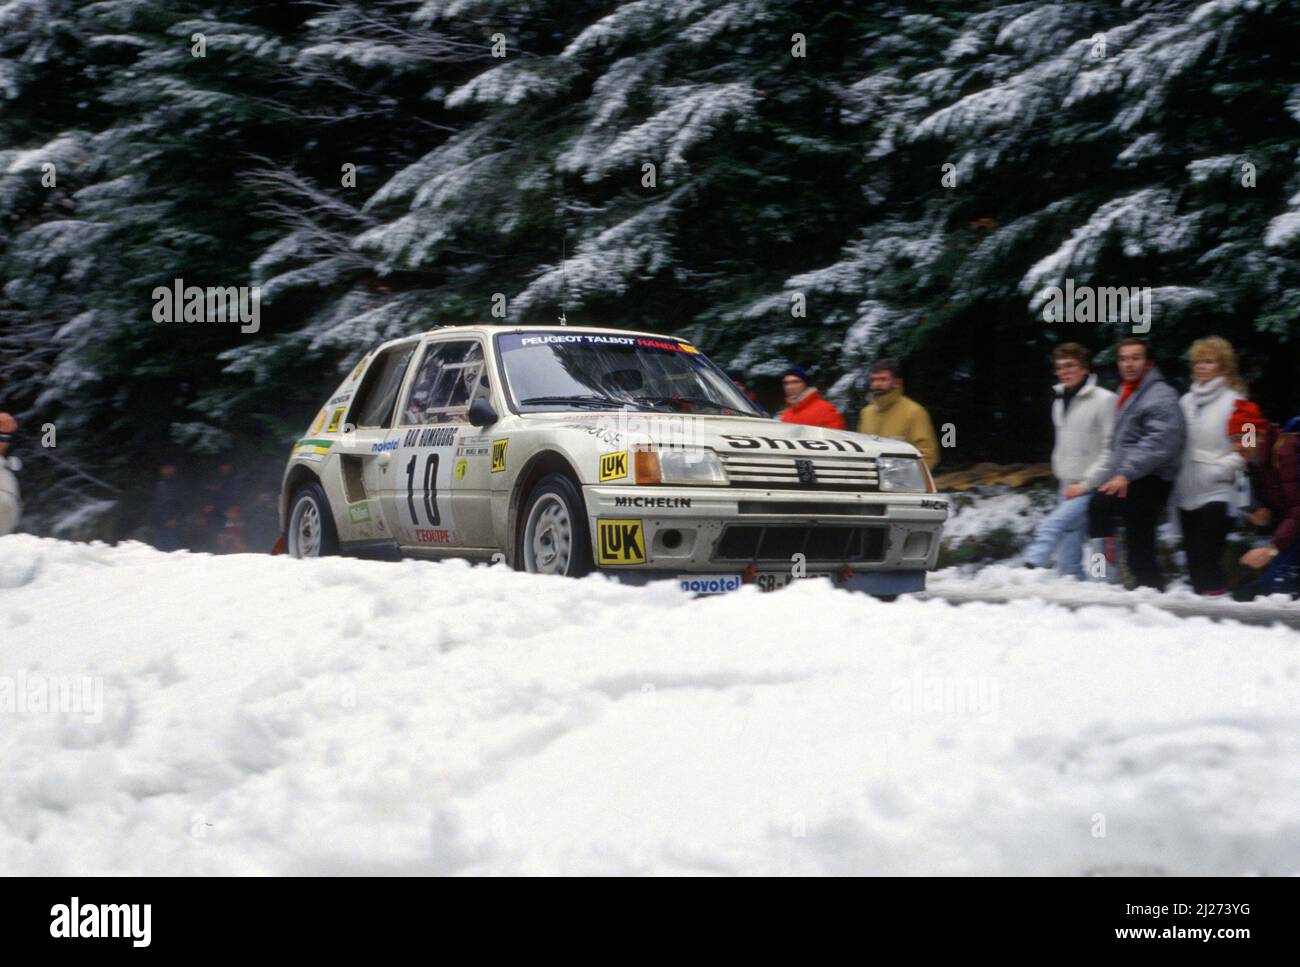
[519,394,628,409]
[633,395,739,413]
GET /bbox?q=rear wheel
[518,473,593,577]
[287,482,339,558]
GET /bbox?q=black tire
[517,473,593,577]
[287,481,340,558]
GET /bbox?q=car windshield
[496,332,761,415]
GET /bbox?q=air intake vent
[714,525,887,563]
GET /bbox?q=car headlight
[635,447,728,485]
[876,455,928,493]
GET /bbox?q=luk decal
[402,426,457,448]
[614,495,691,509]
[292,438,332,461]
[597,518,646,565]
[326,407,346,434]
[491,438,508,473]
[599,450,628,482]
[454,457,468,481]
[348,502,371,523]
[721,433,866,453]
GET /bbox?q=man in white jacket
[1023,344,1115,578]
[1173,337,1245,595]
[0,412,21,537]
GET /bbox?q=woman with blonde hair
[1174,336,1246,595]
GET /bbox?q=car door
[338,340,418,546]
[383,337,492,554]
[447,342,499,551]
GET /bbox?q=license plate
[755,572,793,592]
[677,573,794,594]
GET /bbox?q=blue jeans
[1023,487,1091,579]
[1257,543,1300,598]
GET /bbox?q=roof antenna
[558,234,568,326]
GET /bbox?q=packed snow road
[927,566,1300,629]
[2,535,1298,875]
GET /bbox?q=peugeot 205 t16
[280,325,948,596]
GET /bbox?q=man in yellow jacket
[857,358,940,469]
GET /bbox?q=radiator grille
[719,451,879,491]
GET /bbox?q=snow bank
[940,490,1047,544]
[2,535,1298,875]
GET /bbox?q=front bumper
[582,484,947,574]
[606,569,929,596]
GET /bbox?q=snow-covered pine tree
[2,0,1298,534]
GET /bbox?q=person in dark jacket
[150,463,183,551]
[778,366,845,430]
[1230,400,1300,599]
[1087,338,1187,590]
[725,369,759,405]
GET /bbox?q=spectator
[778,366,845,429]
[1088,338,1187,590]
[857,358,940,469]
[150,464,183,551]
[1173,337,1246,596]
[725,369,759,405]
[0,412,20,536]
[245,490,281,551]
[1022,344,1115,578]
[1231,400,1299,599]
[216,504,247,554]
[214,461,240,515]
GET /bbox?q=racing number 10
[405,453,440,526]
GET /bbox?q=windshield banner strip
[513,332,696,353]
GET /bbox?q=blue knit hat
[781,365,810,383]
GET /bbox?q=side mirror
[468,398,498,427]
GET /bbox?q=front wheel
[287,482,339,558]
[518,474,593,577]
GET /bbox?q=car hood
[518,411,922,460]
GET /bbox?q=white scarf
[1190,376,1227,410]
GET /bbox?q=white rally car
[280,325,947,595]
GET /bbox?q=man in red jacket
[778,366,845,429]
[1230,400,1299,599]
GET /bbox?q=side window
[349,343,416,429]
[402,341,486,425]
